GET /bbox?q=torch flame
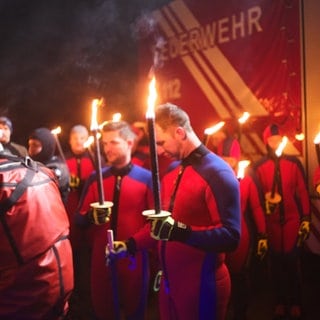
[84,135,95,149]
[112,113,122,122]
[275,136,288,157]
[51,126,61,135]
[204,121,225,135]
[238,112,250,124]
[295,132,305,141]
[146,76,157,119]
[91,98,103,131]
[237,160,250,179]
[314,132,320,144]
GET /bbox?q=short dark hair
[101,121,136,140]
[155,103,192,132]
[0,116,13,133]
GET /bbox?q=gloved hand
[265,192,281,215]
[69,174,80,189]
[297,219,310,247]
[106,241,128,265]
[88,202,112,225]
[149,216,191,242]
[256,235,268,259]
[265,200,278,215]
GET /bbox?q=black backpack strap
[0,167,36,265]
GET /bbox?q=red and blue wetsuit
[65,150,95,248]
[77,163,154,320]
[226,168,266,273]
[253,154,310,308]
[313,165,320,191]
[225,168,266,318]
[153,145,241,320]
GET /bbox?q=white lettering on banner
[161,78,182,101]
[158,6,262,62]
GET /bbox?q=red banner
[138,0,302,160]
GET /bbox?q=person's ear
[127,138,135,149]
[175,127,187,140]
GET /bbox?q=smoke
[132,10,166,70]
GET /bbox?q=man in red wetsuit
[253,124,311,320]
[313,165,320,194]
[0,152,73,320]
[145,103,240,320]
[76,120,154,320]
[64,124,96,318]
[226,165,267,320]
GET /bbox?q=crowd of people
[0,103,319,320]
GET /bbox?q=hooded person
[262,123,284,156]
[0,116,28,156]
[28,127,70,205]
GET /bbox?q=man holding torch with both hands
[109,103,241,320]
[253,124,311,320]
[76,120,155,320]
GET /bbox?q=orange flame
[237,160,250,179]
[238,112,250,124]
[91,98,103,131]
[146,76,157,119]
[275,136,288,157]
[204,121,225,136]
[84,135,95,149]
[51,126,61,135]
[112,113,122,122]
[314,132,320,144]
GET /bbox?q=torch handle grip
[107,229,114,250]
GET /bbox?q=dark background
[0,0,170,147]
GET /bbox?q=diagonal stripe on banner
[167,0,268,117]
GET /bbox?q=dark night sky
[0,0,170,147]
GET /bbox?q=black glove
[88,202,112,225]
[150,216,191,242]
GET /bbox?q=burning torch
[237,160,250,180]
[264,136,288,215]
[238,111,250,145]
[143,72,170,219]
[238,111,250,125]
[314,132,320,165]
[202,121,225,146]
[51,126,66,163]
[89,98,113,223]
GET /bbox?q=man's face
[28,139,42,157]
[155,125,182,160]
[69,131,88,155]
[102,130,132,167]
[0,124,11,144]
